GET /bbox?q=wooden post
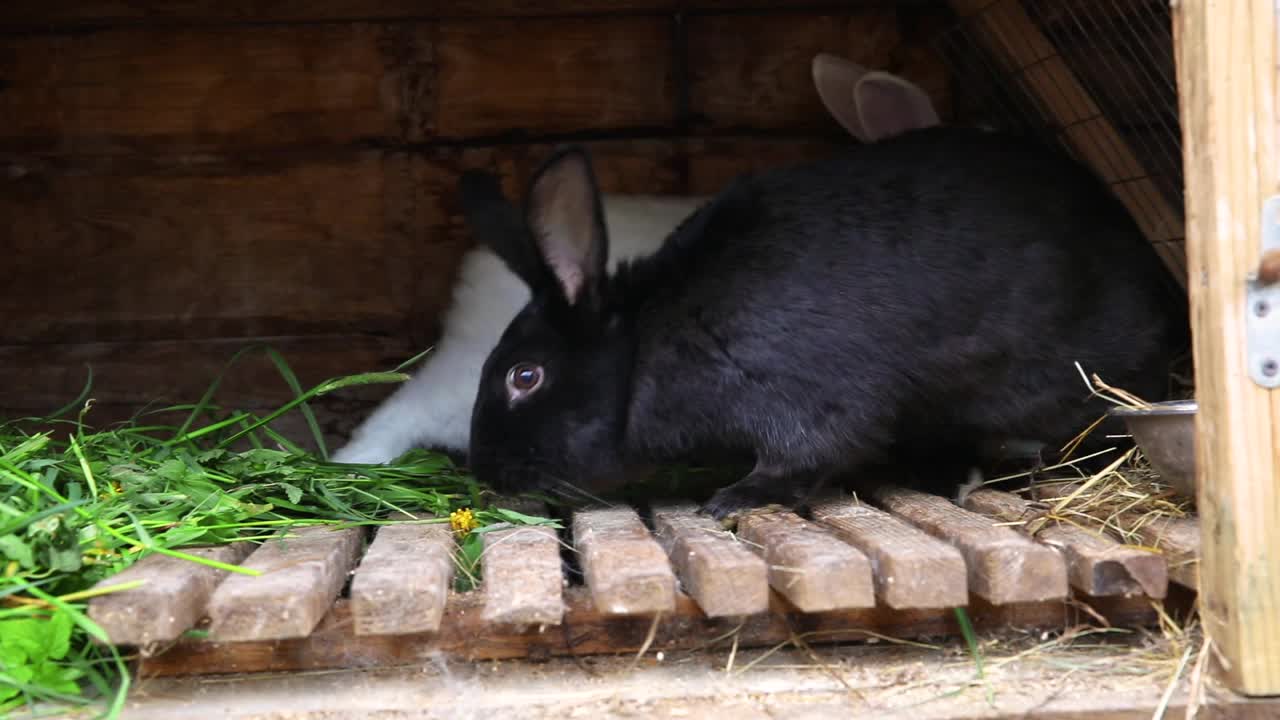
[1174,0,1280,696]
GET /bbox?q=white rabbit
[331,56,941,464]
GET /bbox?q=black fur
[464,128,1191,518]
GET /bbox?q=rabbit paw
[700,471,796,521]
[701,466,836,521]
[700,485,775,521]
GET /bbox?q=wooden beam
[1132,516,1200,592]
[87,543,253,646]
[481,499,566,627]
[0,24,432,154]
[206,527,365,642]
[810,497,968,609]
[572,507,676,616]
[1174,0,1280,696]
[735,509,876,612]
[1,2,905,29]
[685,9,914,132]
[874,486,1069,605]
[348,515,456,636]
[961,489,1168,599]
[134,586,1163,679]
[0,151,460,345]
[435,17,676,138]
[650,504,770,617]
[0,137,820,348]
[0,336,410,411]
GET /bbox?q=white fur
[331,194,708,464]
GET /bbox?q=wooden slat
[650,504,769,617]
[1027,481,1200,593]
[0,136,848,348]
[873,486,1069,605]
[349,515,456,636]
[206,526,364,642]
[961,489,1167,599]
[0,24,431,154]
[572,507,676,616]
[1,1,848,28]
[0,335,409,412]
[460,138,683,199]
[735,510,875,612]
[810,497,968,609]
[0,151,458,345]
[481,499,566,626]
[686,9,902,132]
[1132,516,1200,591]
[135,586,1167,678]
[683,137,846,195]
[87,543,253,646]
[1174,0,1280,695]
[436,17,675,137]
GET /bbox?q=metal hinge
[1248,197,1280,387]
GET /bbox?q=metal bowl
[1109,399,1198,498]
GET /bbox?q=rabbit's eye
[506,363,545,400]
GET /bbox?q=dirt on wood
[108,626,1277,720]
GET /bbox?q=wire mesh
[933,0,1186,282]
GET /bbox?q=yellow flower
[450,508,478,537]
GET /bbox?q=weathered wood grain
[0,134,854,349]
[682,137,846,194]
[349,516,457,636]
[1028,482,1200,592]
[572,507,676,616]
[0,335,410,412]
[436,17,676,137]
[87,544,253,646]
[735,510,875,612]
[0,24,432,154]
[650,504,769,617]
[874,486,1070,605]
[810,497,968,609]
[1132,516,1200,591]
[135,586,1167,679]
[459,139,683,199]
[1174,0,1280,695]
[0,151,459,345]
[481,504,566,626]
[207,526,364,642]
[3,1,891,28]
[687,9,901,132]
[961,489,1168,599]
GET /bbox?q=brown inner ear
[529,155,601,306]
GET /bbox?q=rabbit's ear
[813,53,875,141]
[459,169,553,294]
[853,70,940,141]
[525,145,609,310]
[813,53,941,143]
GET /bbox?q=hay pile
[979,366,1196,544]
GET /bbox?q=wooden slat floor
[85,487,1202,680]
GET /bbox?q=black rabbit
[461,127,1189,519]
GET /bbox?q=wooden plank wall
[0,2,956,449]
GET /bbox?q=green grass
[0,346,559,719]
